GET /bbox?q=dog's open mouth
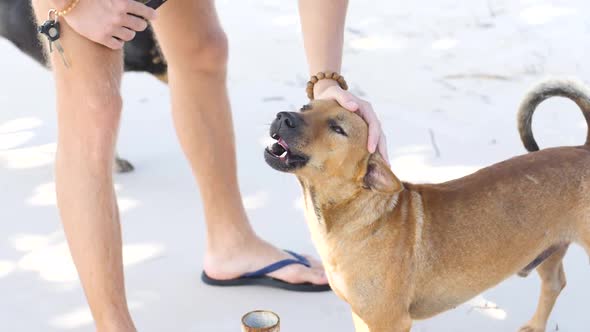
[264,134,309,172]
[269,136,289,159]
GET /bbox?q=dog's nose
[276,112,300,129]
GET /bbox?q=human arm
[298,0,389,161]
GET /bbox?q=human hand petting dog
[50,0,156,50]
[298,0,389,166]
[314,79,390,165]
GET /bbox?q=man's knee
[58,93,123,167]
[166,29,228,74]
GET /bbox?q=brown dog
[264,79,590,332]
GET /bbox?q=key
[38,16,70,68]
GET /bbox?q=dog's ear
[362,153,403,194]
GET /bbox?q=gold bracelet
[57,0,80,17]
[306,71,349,100]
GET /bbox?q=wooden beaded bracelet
[306,71,349,100]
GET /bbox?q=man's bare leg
[151,0,327,284]
[31,1,133,331]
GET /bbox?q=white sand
[1,0,590,331]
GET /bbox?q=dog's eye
[330,125,347,136]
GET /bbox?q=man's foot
[203,236,328,286]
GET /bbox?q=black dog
[0,0,169,172]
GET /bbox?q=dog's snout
[276,112,300,129]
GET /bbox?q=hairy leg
[31,1,133,331]
[519,246,568,332]
[150,0,327,284]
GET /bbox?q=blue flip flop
[201,250,331,292]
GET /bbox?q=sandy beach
[1,0,590,330]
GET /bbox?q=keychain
[37,0,168,69]
[38,10,70,68]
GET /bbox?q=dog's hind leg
[518,245,568,332]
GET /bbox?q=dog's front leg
[367,318,412,332]
[352,312,370,332]
[356,310,412,332]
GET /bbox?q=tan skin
[32,0,388,330]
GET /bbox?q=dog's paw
[518,324,545,332]
[114,157,135,173]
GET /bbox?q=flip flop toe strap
[284,250,310,266]
[241,250,311,278]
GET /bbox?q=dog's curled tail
[518,78,590,152]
